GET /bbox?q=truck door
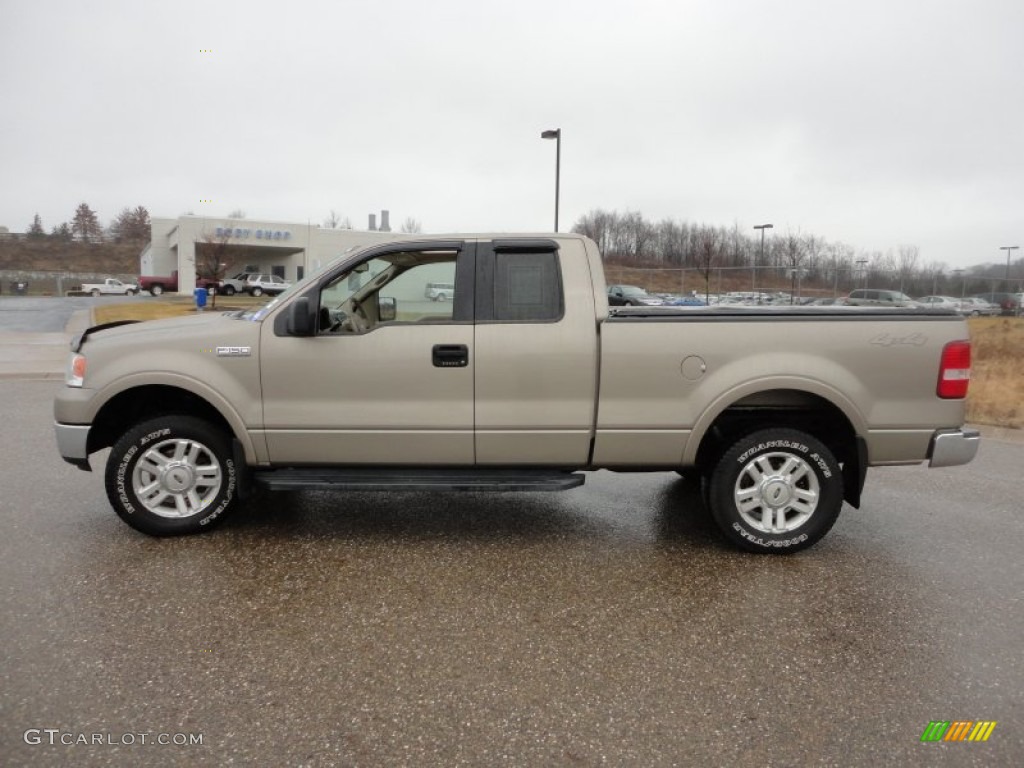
[260,241,476,465]
[473,239,599,465]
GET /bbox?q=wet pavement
[1,380,1021,766]
[0,297,109,379]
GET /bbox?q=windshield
[621,286,649,297]
[233,244,371,322]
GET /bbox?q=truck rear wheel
[221,285,235,296]
[707,428,843,554]
[90,289,101,297]
[104,416,238,536]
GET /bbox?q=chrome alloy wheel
[131,438,223,519]
[733,451,820,534]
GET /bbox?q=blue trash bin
[194,287,208,310]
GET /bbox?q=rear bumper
[928,427,980,468]
[55,422,92,470]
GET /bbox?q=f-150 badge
[216,346,252,357]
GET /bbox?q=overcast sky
[2,0,1022,270]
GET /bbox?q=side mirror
[379,296,397,322]
[287,297,314,336]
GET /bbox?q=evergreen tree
[27,213,46,239]
[71,202,104,243]
[51,222,73,242]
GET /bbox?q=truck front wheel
[104,416,238,536]
[707,428,843,554]
[150,284,164,296]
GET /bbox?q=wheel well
[87,385,235,454]
[695,389,858,475]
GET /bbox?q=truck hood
[76,312,251,350]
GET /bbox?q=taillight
[937,340,970,399]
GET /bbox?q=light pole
[1000,245,1019,282]
[541,129,561,232]
[753,224,773,301]
[856,258,868,288]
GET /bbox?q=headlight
[66,353,86,387]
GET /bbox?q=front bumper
[928,427,981,468]
[55,422,92,470]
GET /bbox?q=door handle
[432,344,469,368]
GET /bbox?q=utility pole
[1000,245,1019,282]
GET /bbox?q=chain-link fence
[0,270,138,296]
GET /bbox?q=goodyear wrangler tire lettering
[708,428,843,554]
[104,416,238,536]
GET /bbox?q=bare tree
[400,217,422,234]
[109,206,150,243]
[323,210,352,229]
[897,244,920,293]
[226,209,246,219]
[194,230,240,308]
[693,225,721,301]
[779,232,807,302]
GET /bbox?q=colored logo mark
[920,721,996,742]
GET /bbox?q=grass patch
[91,296,266,324]
[88,302,1023,430]
[965,317,1024,429]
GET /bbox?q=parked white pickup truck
[80,278,138,297]
[54,234,979,553]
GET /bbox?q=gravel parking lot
[1,380,1021,767]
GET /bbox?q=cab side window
[492,251,563,322]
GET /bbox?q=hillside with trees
[572,209,1023,298]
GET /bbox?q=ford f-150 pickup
[54,234,979,553]
[79,278,139,296]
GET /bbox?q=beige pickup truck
[54,234,979,553]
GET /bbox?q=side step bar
[253,468,586,493]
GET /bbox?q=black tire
[90,289,101,297]
[250,287,263,297]
[150,284,164,296]
[221,285,235,296]
[707,428,843,554]
[105,416,239,536]
[126,289,136,296]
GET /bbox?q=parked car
[664,295,707,306]
[219,273,291,297]
[424,282,455,301]
[916,295,966,313]
[217,273,257,296]
[244,274,290,297]
[960,297,1000,317]
[846,289,918,307]
[968,292,1021,316]
[607,285,664,306]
